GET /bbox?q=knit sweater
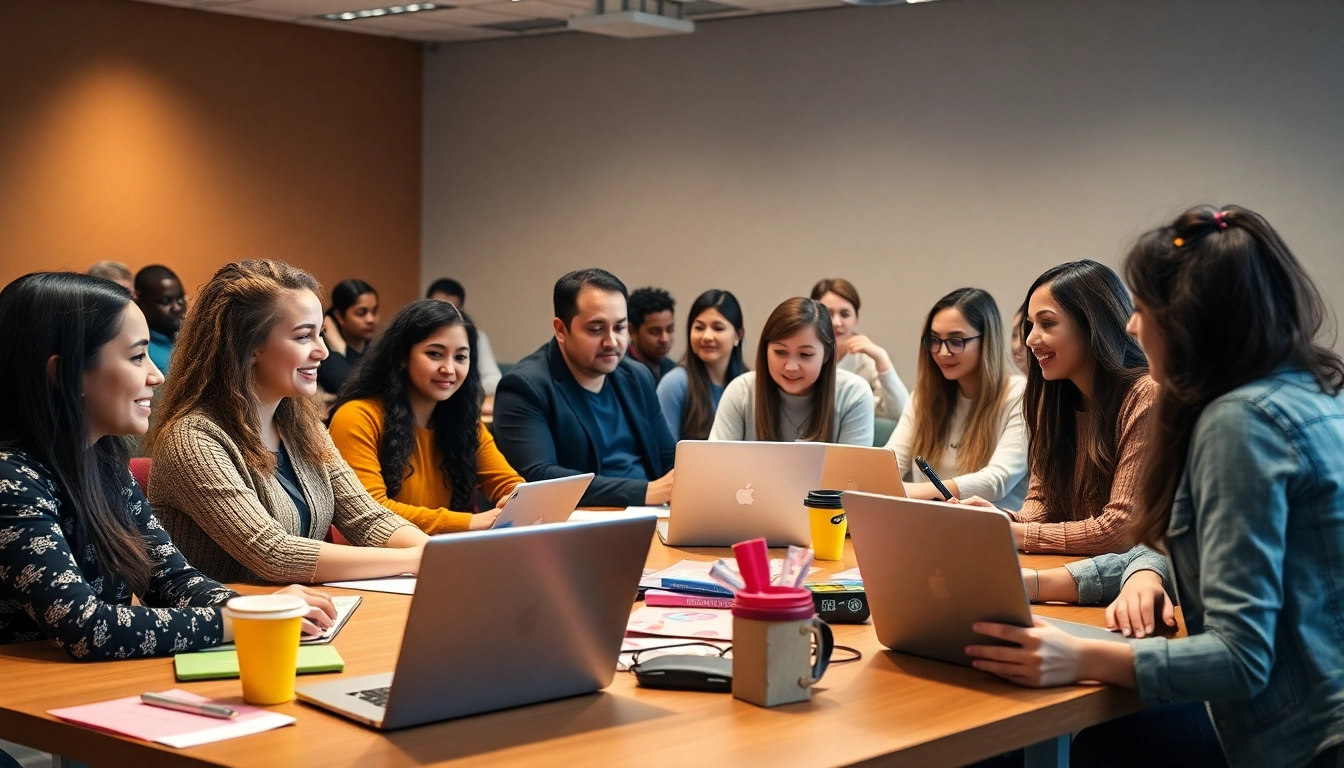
[886,376,1030,509]
[708,370,874,445]
[149,412,415,584]
[328,398,524,535]
[1013,376,1158,555]
[839,352,910,421]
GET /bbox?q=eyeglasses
[922,335,981,354]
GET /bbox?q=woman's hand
[470,509,502,530]
[965,618,1085,687]
[948,496,1024,549]
[273,584,337,637]
[1106,569,1177,638]
[844,334,894,373]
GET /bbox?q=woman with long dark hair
[317,278,379,397]
[886,288,1029,509]
[0,273,333,662]
[656,290,748,441]
[963,260,1156,554]
[709,297,873,445]
[145,261,427,584]
[968,206,1344,768]
[329,300,523,533]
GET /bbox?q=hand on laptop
[1106,570,1177,638]
[646,469,675,506]
[951,496,1026,549]
[274,584,337,637]
[966,618,1138,689]
[470,509,502,530]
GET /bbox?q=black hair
[427,278,466,302]
[680,290,747,440]
[328,279,377,316]
[553,268,628,328]
[133,265,179,294]
[0,272,156,595]
[628,287,676,329]
[333,299,482,509]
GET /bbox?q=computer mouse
[632,655,733,693]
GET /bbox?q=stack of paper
[49,689,294,748]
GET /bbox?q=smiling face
[82,304,165,441]
[252,289,329,405]
[555,287,628,380]
[1026,284,1091,384]
[816,292,856,344]
[335,292,379,343]
[405,324,471,413]
[767,326,825,396]
[633,309,675,363]
[928,307,982,384]
[690,308,740,368]
[1126,298,1166,385]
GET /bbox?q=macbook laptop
[297,515,656,729]
[843,492,1128,667]
[492,473,593,529]
[661,442,904,547]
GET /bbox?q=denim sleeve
[1063,545,1172,606]
[1132,399,1293,703]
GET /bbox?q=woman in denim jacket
[967,205,1344,768]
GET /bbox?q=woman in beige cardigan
[145,260,428,584]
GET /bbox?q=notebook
[175,645,346,681]
[202,595,361,651]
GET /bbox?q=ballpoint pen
[140,692,238,719]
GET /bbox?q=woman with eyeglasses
[885,288,1029,509]
[958,260,1156,556]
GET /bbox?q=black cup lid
[804,489,845,509]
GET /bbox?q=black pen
[914,456,954,501]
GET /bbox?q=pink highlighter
[731,538,771,593]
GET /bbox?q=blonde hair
[910,288,1011,473]
[147,260,331,473]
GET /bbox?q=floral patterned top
[0,450,235,660]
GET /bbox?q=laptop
[297,515,656,729]
[661,442,904,547]
[492,473,593,529]
[843,492,1128,667]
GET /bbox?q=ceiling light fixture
[320,3,447,21]
[842,0,944,5]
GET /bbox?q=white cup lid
[221,594,309,621]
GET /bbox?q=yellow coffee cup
[221,594,308,705]
[805,490,847,561]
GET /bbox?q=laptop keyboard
[349,686,391,709]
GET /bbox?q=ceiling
[129,0,855,43]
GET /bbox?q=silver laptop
[492,473,593,529]
[844,492,1128,667]
[297,515,656,729]
[661,442,904,547]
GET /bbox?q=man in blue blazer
[493,268,677,507]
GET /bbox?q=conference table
[0,530,1163,768]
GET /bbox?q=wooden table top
[0,535,1147,768]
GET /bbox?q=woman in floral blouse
[0,272,334,661]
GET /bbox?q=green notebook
[174,645,346,681]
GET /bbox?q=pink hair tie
[1213,211,1228,230]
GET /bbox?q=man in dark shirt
[626,287,677,383]
[493,269,676,507]
[134,265,186,376]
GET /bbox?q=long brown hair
[1022,261,1148,519]
[911,288,1011,473]
[147,260,332,474]
[1126,206,1344,546]
[754,298,837,442]
[681,290,748,441]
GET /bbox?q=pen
[140,692,238,720]
[914,456,954,501]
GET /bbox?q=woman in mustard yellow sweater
[329,300,523,534]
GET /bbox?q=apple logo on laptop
[928,568,951,600]
[735,483,755,505]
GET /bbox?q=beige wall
[422,0,1344,385]
[0,0,423,312]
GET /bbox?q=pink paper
[48,689,293,747]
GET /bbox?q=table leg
[1024,734,1070,768]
